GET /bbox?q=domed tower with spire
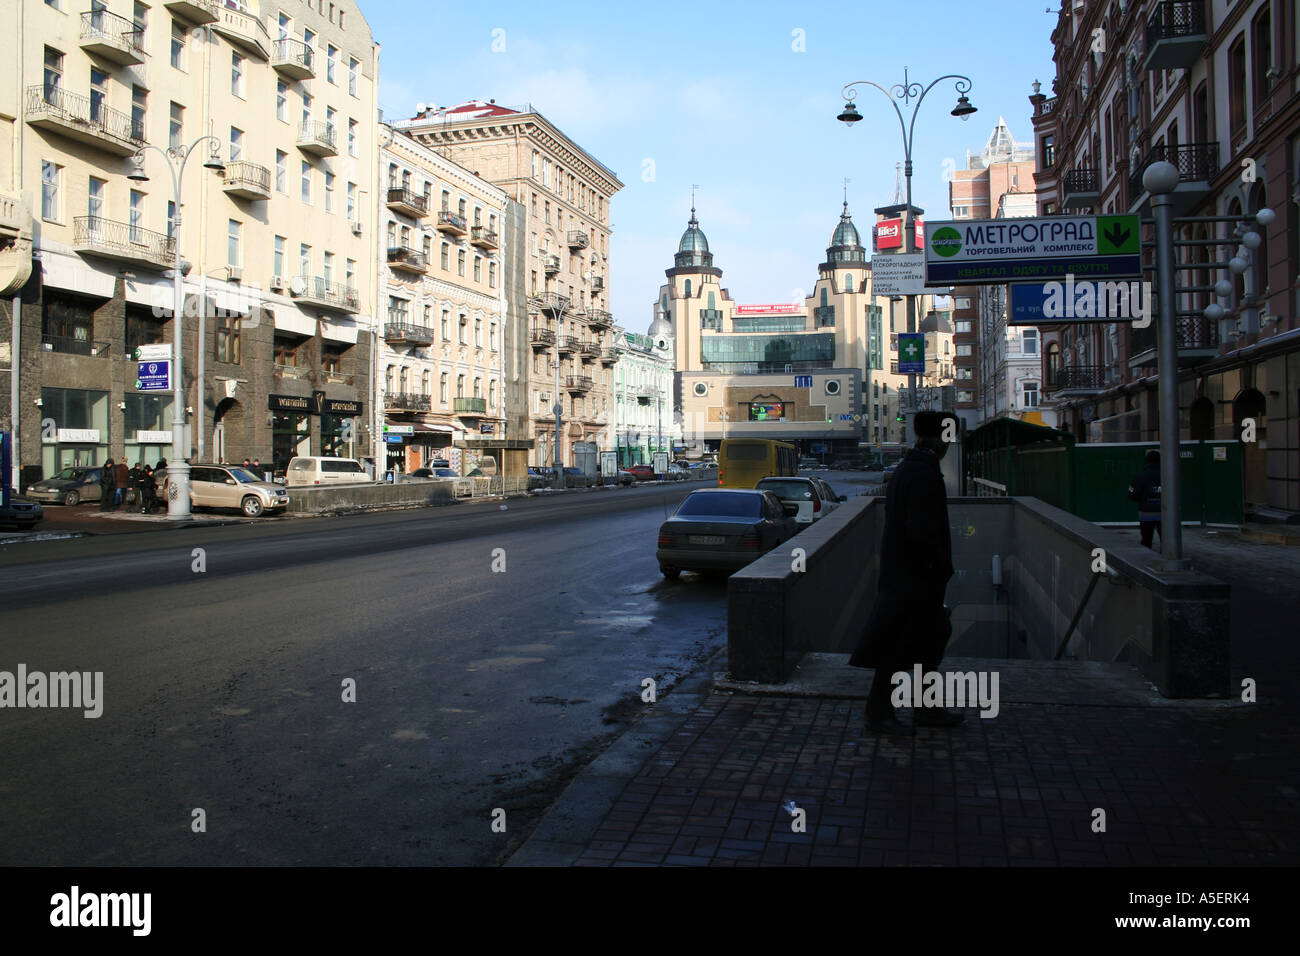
[655,197,730,378]
[806,196,878,379]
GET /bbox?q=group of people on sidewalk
[98,457,167,514]
[850,413,1164,737]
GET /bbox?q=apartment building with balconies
[1031,0,1299,515]
[1,0,380,483]
[378,126,509,474]
[611,328,679,466]
[394,100,623,469]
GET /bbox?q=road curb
[504,647,725,867]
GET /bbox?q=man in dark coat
[850,411,963,735]
[139,465,158,514]
[1128,449,1162,550]
[99,458,116,512]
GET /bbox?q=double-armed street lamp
[128,136,226,519]
[837,68,976,412]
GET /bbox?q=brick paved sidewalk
[566,668,1299,867]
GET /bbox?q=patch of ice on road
[391,729,430,741]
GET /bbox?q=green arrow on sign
[136,380,144,389]
[1097,215,1139,255]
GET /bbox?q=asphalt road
[0,481,746,866]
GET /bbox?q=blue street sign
[1009,279,1146,325]
[794,375,813,388]
[383,434,404,444]
[136,360,171,391]
[898,334,925,374]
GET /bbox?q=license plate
[689,535,725,545]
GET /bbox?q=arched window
[1249,182,1268,299]
[845,273,853,290]
[707,291,716,309]
[820,288,828,306]
[684,279,692,297]
[385,364,395,393]
[1046,343,1061,387]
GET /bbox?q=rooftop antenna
[842,177,851,212]
[689,183,699,216]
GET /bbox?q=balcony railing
[533,293,569,316]
[1062,167,1100,208]
[0,189,23,236]
[212,2,271,59]
[80,10,146,65]
[384,323,435,347]
[322,371,355,386]
[387,246,429,274]
[1035,96,1057,118]
[26,86,144,156]
[1144,0,1207,71]
[74,216,175,269]
[222,160,271,200]
[454,397,487,415]
[1129,142,1218,209]
[587,309,613,329]
[289,275,359,313]
[1053,365,1105,392]
[555,335,578,353]
[590,275,605,291]
[386,187,428,218]
[543,254,560,275]
[470,226,498,249]
[567,231,589,249]
[600,348,619,364]
[297,122,337,157]
[271,38,315,79]
[530,328,555,348]
[436,210,467,235]
[385,392,432,412]
[1129,313,1219,362]
[579,339,601,357]
[273,362,308,380]
[42,334,110,357]
[565,375,593,393]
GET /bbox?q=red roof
[411,100,521,121]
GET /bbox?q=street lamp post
[129,136,225,520]
[548,294,569,490]
[838,68,976,415]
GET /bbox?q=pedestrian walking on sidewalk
[849,410,964,736]
[126,461,143,508]
[1128,450,1162,550]
[139,465,158,514]
[113,458,129,509]
[99,459,116,512]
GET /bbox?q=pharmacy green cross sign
[899,333,924,374]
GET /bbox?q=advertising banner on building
[923,215,1141,284]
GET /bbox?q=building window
[276,80,288,123]
[301,92,312,129]
[41,292,96,355]
[1041,134,1054,169]
[229,126,243,161]
[1022,382,1040,408]
[166,201,176,239]
[440,373,448,404]
[169,102,183,150]
[1252,9,1273,111]
[1228,35,1247,137]
[489,262,497,288]
[440,243,450,270]
[347,182,356,220]
[325,106,337,140]
[326,44,338,84]
[346,259,355,290]
[458,315,467,344]
[324,172,335,213]
[456,374,465,397]
[348,118,358,156]
[41,161,61,221]
[299,243,311,277]
[474,317,482,347]
[301,161,311,203]
[388,296,409,324]
[170,19,186,70]
[490,322,498,351]
[231,52,244,98]
[1021,329,1038,354]
[131,85,146,139]
[473,257,482,282]
[956,343,972,357]
[128,190,144,242]
[348,56,359,96]
[215,316,241,364]
[457,250,466,276]
[227,219,241,267]
[273,236,285,278]
[87,176,105,222]
[275,150,287,193]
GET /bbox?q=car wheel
[241,495,265,517]
[63,490,80,507]
[661,566,681,580]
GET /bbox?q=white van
[285,456,372,486]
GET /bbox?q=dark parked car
[656,488,799,579]
[410,467,460,479]
[26,466,104,506]
[562,467,592,487]
[0,498,43,530]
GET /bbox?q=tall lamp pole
[838,68,976,415]
[129,136,225,520]
[548,293,569,490]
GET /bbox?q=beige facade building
[395,101,623,469]
[664,202,948,459]
[378,127,509,474]
[2,0,381,482]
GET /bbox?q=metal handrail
[27,85,144,145]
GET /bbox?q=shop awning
[384,420,461,434]
[321,317,359,344]
[40,250,116,298]
[274,308,317,337]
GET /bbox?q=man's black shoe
[864,715,915,737]
[915,709,966,728]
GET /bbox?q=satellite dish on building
[289,276,308,296]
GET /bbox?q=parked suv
[285,456,371,486]
[755,476,842,525]
[167,464,291,517]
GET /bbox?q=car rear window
[757,479,815,499]
[677,492,761,518]
[288,459,311,471]
[724,444,767,461]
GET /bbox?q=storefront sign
[136,430,172,443]
[384,424,414,435]
[133,344,172,362]
[56,429,101,444]
[269,394,312,413]
[924,214,1141,284]
[136,361,171,392]
[323,399,362,416]
[479,423,495,435]
[735,304,802,315]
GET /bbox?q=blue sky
[364,1,1059,332]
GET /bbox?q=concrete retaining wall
[286,480,456,514]
[727,494,1231,697]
